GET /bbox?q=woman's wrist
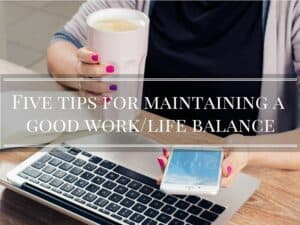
[225,134,253,167]
[242,136,258,166]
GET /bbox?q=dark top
[143,1,263,137]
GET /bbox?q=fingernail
[105,96,111,103]
[227,165,232,176]
[109,84,118,91]
[157,158,164,169]
[106,65,115,73]
[91,54,99,62]
[163,148,168,157]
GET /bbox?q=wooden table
[0,60,300,225]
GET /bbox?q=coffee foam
[92,18,142,32]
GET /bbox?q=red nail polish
[106,65,115,73]
[157,158,164,169]
[227,166,232,176]
[91,54,99,62]
[163,148,168,157]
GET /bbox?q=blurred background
[0,1,84,73]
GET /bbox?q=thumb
[222,153,236,177]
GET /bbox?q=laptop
[1,132,260,225]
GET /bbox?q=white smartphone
[160,147,224,196]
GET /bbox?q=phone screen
[164,149,222,186]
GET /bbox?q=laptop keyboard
[17,145,226,225]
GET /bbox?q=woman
[47,0,300,188]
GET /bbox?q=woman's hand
[75,47,117,104]
[221,134,250,187]
[157,135,251,188]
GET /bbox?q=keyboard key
[103,180,117,189]
[59,163,73,171]
[74,179,89,188]
[210,204,226,214]
[18,173,29,179]
[81,171,94,180]
[81,151,92,157]
[86,184,100,193]
[157,213,171,223]
[198,199,213,209]
[118,208,133,218]
[42,165,56,174]
[151,190,165,200]
[31,161,45,169]
[87,203,97,210]
[52,188,63,194]
[161,205,176,214]
[175,195,185,199]
[126,190,140,199]
[63,193,74,199]
[137,195,152,204]
[149,200,164,209]
[120,198,135,208]
[144,208,159,218]
[37,155,51,163]
[116,176,130,185]
[108,193,123,203]
[129,213,145,223]
[71,188,86,197]
[200,210,218,222]
[174,210,188,220]
[50,179,63,187]
[83,193,97,202]
[105,172,119,180]
[140,186,153,195]
[50,150,75,162]
[83,163,97,171]
[142,218,157,225]
[94,167,108,176]
[175,200,190,210]
[106,203,120,213]
[69,167,83,175]
[73,158,86,167]
[64,174,77,183]
[89,156,102,164]
[114,166,158,188]
[111,214,122,220]
[68,147,81,155]
[169,219,184,225]
[186,215,211,225]
[124,220,135,225]
[60,183,74,192]
[23,167,41,178]
[40,183,51,189]
[132,203,146,213]
[53,170,66,178]
[94,198,109,207]
[39,174,52,183]
[128,180,142,190]
[188,205,203,215]
[114,185,128,194]
[48,158,62,166]
[91,176,105,185]
[101,160,116,169]
[163,196,177,205]
[186,196,201,204]
[74,198,86,204]
[97,188,111,198]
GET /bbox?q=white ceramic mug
[87,8,150,122]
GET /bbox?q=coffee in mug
[92,19,141,32]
